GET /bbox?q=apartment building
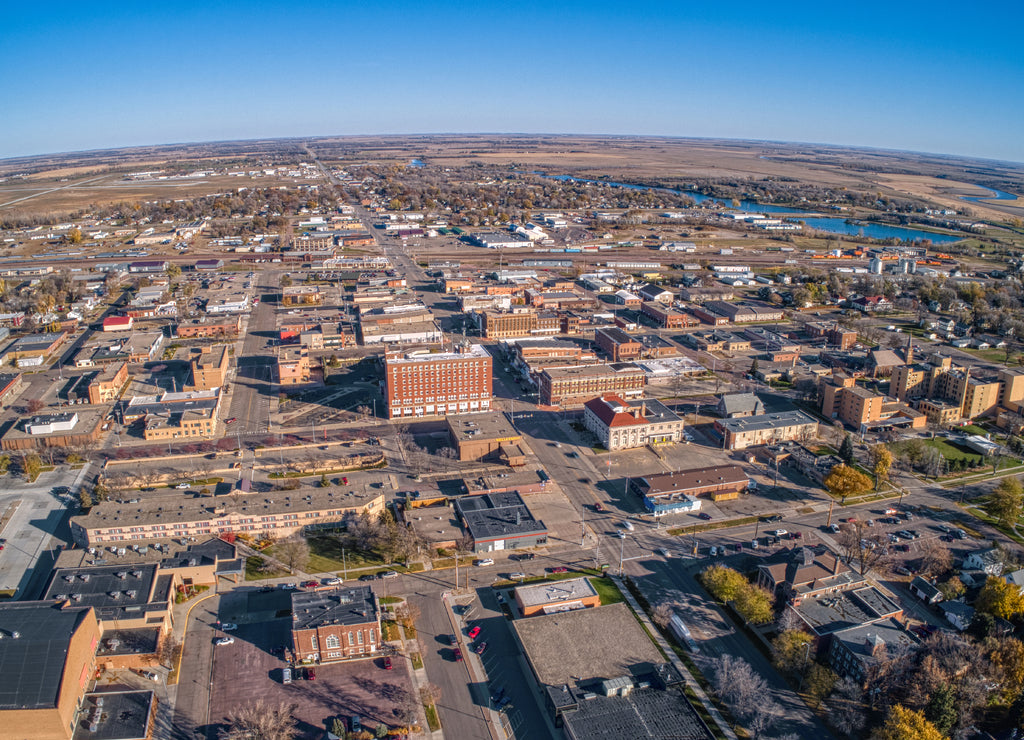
[892,355,1001,422]
[173,315,243,338]
[538,363,646,408]
[384,344,493,418]
[641,301,697,329]
[70,488,386,546]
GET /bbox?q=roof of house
[759,546,860,593]
[717,393,764,416]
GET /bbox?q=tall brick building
[291,585,381,664]
[384,343,492,418]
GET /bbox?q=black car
[514,553,535,561]
[358,574,377,581]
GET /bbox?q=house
[850,295,893,313]
[1003,568,1024,593]
[716,393,764,418]
[636,283,673,304]
[909,576,944,605]
[757,546,865,602]
[963,547,1005,576]
[939,601,974,631]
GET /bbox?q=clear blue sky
[3,1,1023,162]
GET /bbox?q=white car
[510,572,526,580]
[215,637,234,646]
[475,558,494,567]
[175,483,190,490]
[769,529,787,537]
[325,577,343,585]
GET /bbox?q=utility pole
[619,535,625,576]
[826,499,835,527]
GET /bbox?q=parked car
[764,515,783,523]
[139,670,159,682]
[448,634,458,646]
[475,558,495,567]
[282,667,292,684]
[468,626,481,639]
[828,523,840,533]
[549,566,568,574]
[709,546,719,557]
[307,667,316,681]
[453,648,463,662]
[769,529,787,537]
[325,577,343,585]
[792,531,802,539]
[175,483,190,489]
[475,641,488,655]
[593,502,606,513]
[225,417,237,425]
[515,552,535,561]
[219,622,238,631]
[381,570,399,579]
[657,548,670,557]
[358,574,377,581]
[698,512,712,520]
[510,572,526,580]
[342,477,348,485]
[301,580,319,588]
[215,637,234,646]
[279,583,297,590]
[383,657,392,670]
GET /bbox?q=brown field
[878,174,1024,221]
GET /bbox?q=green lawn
[589,576,624,605]
[245,556,287,581]
[922,438,984,464]
[424,703,440,731]
[305,536,385,572]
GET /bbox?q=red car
[792,531,803,539]
[474,641,488,655]
[383,656,393,670]
[550,566,568,574]
[342,477,348,485]
[301,580,319,589]
[454,648,463,662]
[225,417,237,425]
[307,667,316,681]
[468,626,481,639]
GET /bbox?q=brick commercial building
[539,363,646,408]
[446,413,525,464]
[281,285,325,306]
[291,585,381,663]
[514,577,600,617]
[173,315,243,338]
[482,310,539,339]
[594,327,642,362]
[384,344,492,419]
[714,410,818,450]
[1,409,105,451]
[187,345,229,391]
[641,301,698,329]
[0,602,100,740]
[633,465,749,506]
[87,361,129,404]
[455,492,548,553]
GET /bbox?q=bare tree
[827,677,867,738]
[916,538,953,579]
[712,655,781,738]
[419,682,442,706]
[219,700,297,740]
[275,535,310,573]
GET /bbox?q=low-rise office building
[538,363,645,408]
[277,346,311,385]
[514,577,600,617]
[446,412,525,465]
[633,465,748,513]
[455,492,547,553]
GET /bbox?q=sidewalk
[610,574,738,740]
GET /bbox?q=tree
[923,683,956,737]
[772,629,812,675]
[872,704,944,740]
[806,664,837,709]
[65,228,83,245]
[22,453,42,482]
[733,583,774,625]
[916,538,952,579]
[988,636,1024,703]
[220,700,297,740]
[937,575,965,601]
[330,718,347,738]
[275,535,310,574]
[986,476,1023,527]
[419,682,442,706]
[166,263,182,279]
[712,655,780,737]
[0,454,9,475]
[871,444,893,490]
[839,434,855,464]
[976,576,1024,621]
[829,676,867,738]
[79,488,94,508]
[823,464,872,503]
[750,357,759,376]
[26,398,45,414]
[700,564,748,603]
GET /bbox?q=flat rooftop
[513,602,664,686]
[515,577,598,609]
[638,465,747,496]
[75,690,155,740]
[0,602,93,711]
[291,585,379,630]
[447,412,519,443]
[44,563,163,614]
[384,344,488,363]
[456,492,546,541]
[543,363,643,380]
[793,586,902,635]
[718,410,817,434]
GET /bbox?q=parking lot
[208,600,416,739]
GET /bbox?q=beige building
[714,410,818,450]
[277,346,311,385]
[892,355,1001,422]
[187,345,230,391]
[71,488,386,546]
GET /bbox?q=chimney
[905,334,914,365]
[639,402,647,419]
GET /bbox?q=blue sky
[3,1,1023,162]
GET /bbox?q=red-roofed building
[582,394,683,450]
[102,316,133,333]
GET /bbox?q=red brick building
[291,586,381,663]
[384,344,492,418]
[594,327,643,362]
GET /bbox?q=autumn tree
[986,476,1024,527]
[823,464,872,503]
[700,564,748,603]
[872,704,944,740]
[806,664,837,709]
[976,576,1024,621]
[871,444,893,490]
[772,629,812,676]
[21,453,42,482]
[220,701,297,740]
